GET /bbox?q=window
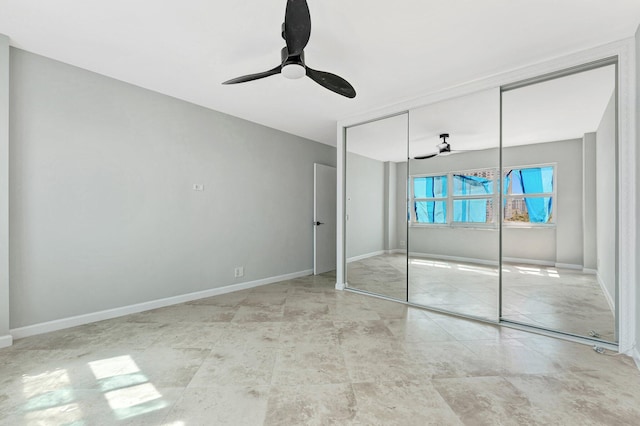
[503,166,554,224]
[410,164,554,227]
[412,175,447,224]
[452,170,496,224]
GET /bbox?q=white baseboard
[596,273,615,314]
[582,268,597,275]
[347,250,385,263]
[555,262,583,270]
[10,269,313,340]
[335,281,346,290]
[503,257,555,267]
[0,334,13,348]
[409,252,498,266]
[633,348,640,371]
[386,249,406,255]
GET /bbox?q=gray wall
[596,93,616,303]
[583,132,597,270]
[405,139,583,265]
[384,162,398,251]
[345,152,385,258]
[396,162,408,251]
[636,24,640,359]
[9,48,335,328]
[0,35,9,342]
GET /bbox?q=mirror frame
[498,57,619,343]
[336,38,636,354]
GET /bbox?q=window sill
[409,223,496,231]
[409,223,556,230]
[503,223,556,229]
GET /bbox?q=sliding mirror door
[345,113,409,300]
[408,89,500,320]
[501,63,618,342]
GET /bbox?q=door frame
[314,163,336,275]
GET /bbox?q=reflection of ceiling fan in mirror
[414,133,467,159]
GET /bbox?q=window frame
[502,162,557,228]
[410,167,499,229]
[410,173,448,225]
[450,168,499,228]
[409,162,556,229]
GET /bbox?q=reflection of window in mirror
[409,163,555,227]
[503,165,555,225]
[411,175,447,224]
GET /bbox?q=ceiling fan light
[282,64,306,79]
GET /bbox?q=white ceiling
[503,64,615,147]
[347,65,615,162]
[1,1,638,146]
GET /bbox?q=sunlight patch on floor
[89,354,167,420]
[21,369,85,424]
[105,382,167,420]
[89,355,140,380]
[410,259,451,269]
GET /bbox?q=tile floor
[348,254,616,341]
[1,272,638,425]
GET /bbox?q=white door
[314,163,336,274]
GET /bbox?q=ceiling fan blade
[306,67,356,98]
[222,66,281,85]
[284,0,311,56]
[414,153,438,160]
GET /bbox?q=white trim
[615,37,636,354]
[409,252,499,267]
[583,268,598,275]
[503,257,555,267]
[386,249,406,255]
[336,126,346,289]
[554,263,583,270]
[633,348,640,370]
[0,334,12,348]
[10,269,313,340]
[597,273,616,314]
[0,35,9,353]
[347,250,385,263]
[313,163,319,275]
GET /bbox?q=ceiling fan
[414,133,457,159]
[222,0,356,98]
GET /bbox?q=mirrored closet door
[500,62,618,343]
[407,89,500,320]
[345,113,409,301]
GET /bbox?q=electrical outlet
[193,184,204,191]
[234,266,244,278]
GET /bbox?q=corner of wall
[0,33,10,343]
[0,334,12,349]
[635,23,640,369]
